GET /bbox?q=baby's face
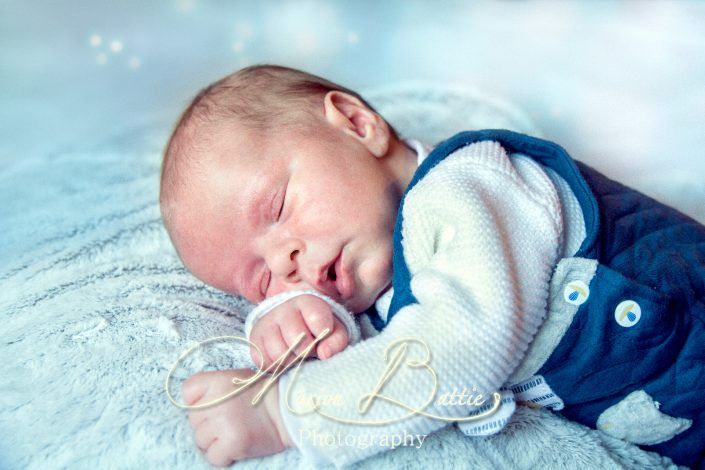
[171,122,405,313]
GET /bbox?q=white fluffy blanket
[0,84,689,469]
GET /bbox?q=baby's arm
[276,141,564,467]
[180,293,357,467]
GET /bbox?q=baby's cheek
[359,246,392,291]
[298,205,343,238]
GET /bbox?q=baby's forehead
[195,132,277,196]
[186,120,263,167]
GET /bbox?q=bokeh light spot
[110,40,123,53]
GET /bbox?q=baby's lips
[334,251,354,301]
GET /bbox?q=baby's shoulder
[399,134,562,242]
[428,139,513,174]
[397,140,514,249]
[404,138,516,204]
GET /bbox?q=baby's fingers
[262,325,290,368]
[299,296,335,339]
[280,311,317,359]
[194,421,218,451]
[317,317,349,360]
[248,331,268,370]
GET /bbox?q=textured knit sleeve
[276,141,564,468]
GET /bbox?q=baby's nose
[267,238,304,280]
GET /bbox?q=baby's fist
[181,369,291,466]
[249,294,350,370]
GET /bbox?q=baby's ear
[323,90,390,158]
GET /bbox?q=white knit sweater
[269,139,585,467]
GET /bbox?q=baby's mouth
[318,249,352,302]
[314,251,342,300]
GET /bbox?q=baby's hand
[249,294,350,370]
[182,369,291,466]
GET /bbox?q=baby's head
[160,65,417,313]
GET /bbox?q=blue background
[2,0,705,190]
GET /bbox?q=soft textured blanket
[0,84,690,469]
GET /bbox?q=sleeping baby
[159,65,705,468]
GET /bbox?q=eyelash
[262,185,287,299]
[260,268,271,300]
[276,186,287,221]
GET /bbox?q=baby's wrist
[246,289,361,346]
[263,379,294,449]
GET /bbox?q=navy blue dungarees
[366,130,705,468]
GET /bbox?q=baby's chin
[348,278,392,314]
[347,297,373,315]
[347,252,393,312]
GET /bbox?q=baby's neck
[385,137,419,198]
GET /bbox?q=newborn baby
[159,65,705,468]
